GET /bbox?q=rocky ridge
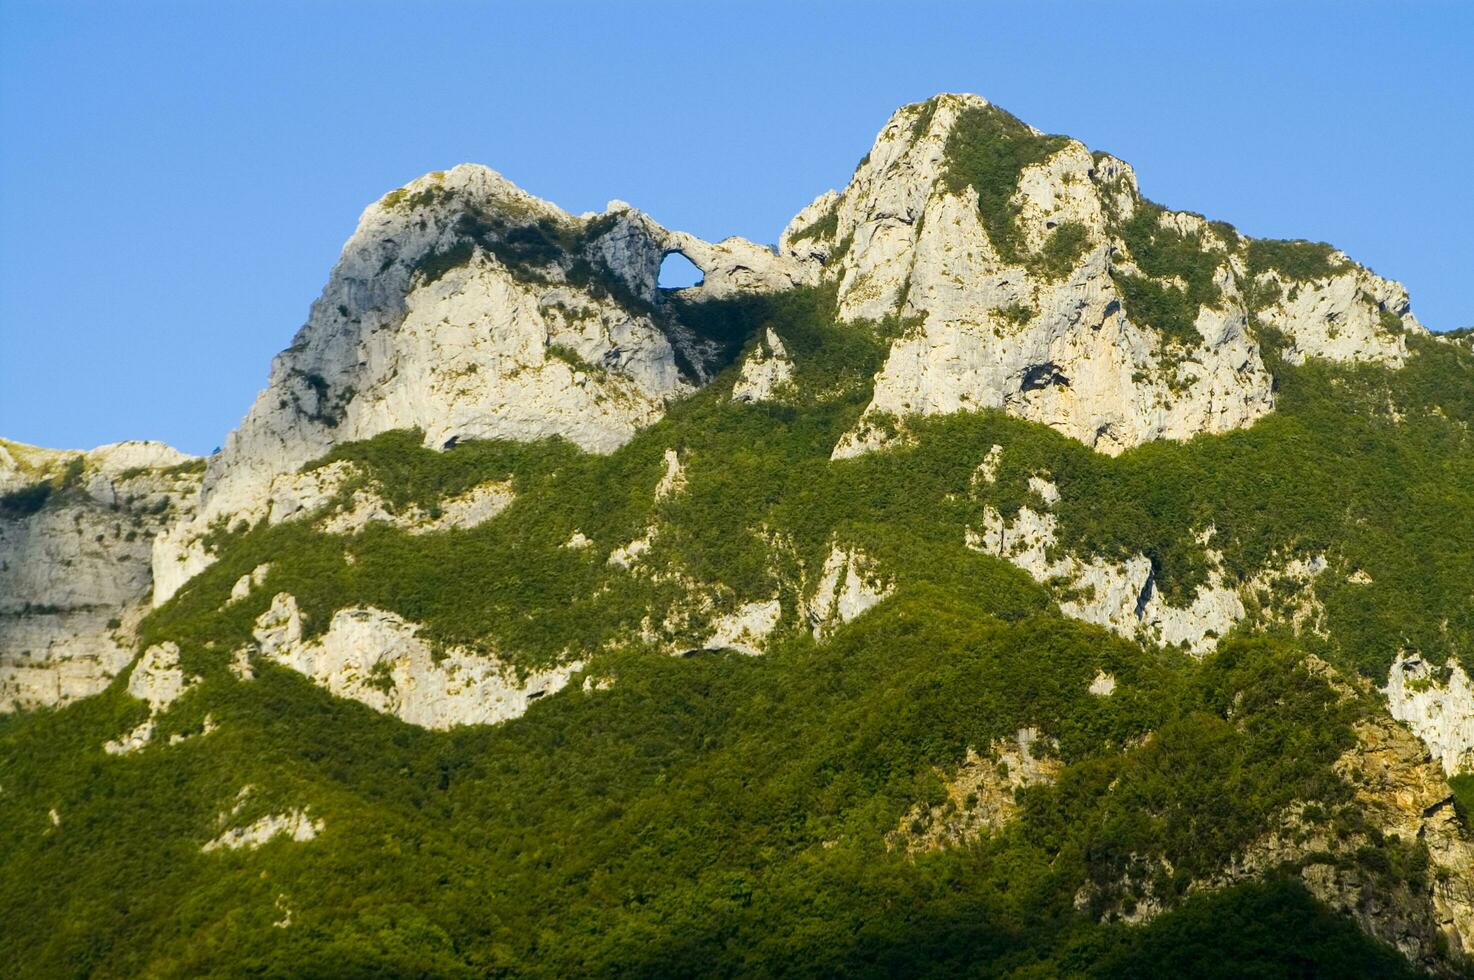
[0,93,1469,977]
[1,94,1451,737]
[780,95,1419,459]
[157,166,814,601]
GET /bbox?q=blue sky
[2,1,1470,455]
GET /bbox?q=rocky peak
[11,94,1439,623]
[202,165,810,516]
[784,94,1424,457]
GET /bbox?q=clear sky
[2,1,1470,455]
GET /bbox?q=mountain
[3,94,1472,977]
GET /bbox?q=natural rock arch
[657,250,704,289]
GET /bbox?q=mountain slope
[2,95,1472,977]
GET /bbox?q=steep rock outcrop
[967,494,1326,655]
[0,440,200,711]
[703,599,782,656]
[1386,653,1474,776]
[103,641,203,755]
[202,786,322,853]
[782,95,1423,458]
[804,543,894,640]
[731,329,795,403]
[250,593,581,730]
[159,166,811,601]
[6,94,1440,714]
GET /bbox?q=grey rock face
[0,441,200,712]
[204,166,813,514]
[1,93,1440,732]
[158,165,813,600]
[781,95,1423,458]
[1385,654,1474,776]
[250,594,582,731]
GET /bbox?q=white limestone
[1,440,201,712]
[973,444,1004,486]
[4,94,1444,723]
[806,544,895,640]
[1089,670,1117,696]
[204,809,322,852]
[704,599,782,655]
[967,503,1325,656]
[154,461,354,604]
[1385,654,1474,776]
[252,594,581,730]
[654,448,686,500]
[103,642,201,755]
[1028,475,1060,506]
[229,563,273,603]
[788,95,1420,460]
[608,528,656,569]
[732,329,795,403]
[1254,263,1421,367]
[319,480,515,536]
[229,646,255,682]
[125,642,195,712]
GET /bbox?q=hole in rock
[658,251,704,289]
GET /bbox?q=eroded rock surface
[103,642,203,755]
[1386,654,1474,776]
[805,544,895,640]
[1,440,200,711]
[732,329,795,403]
[251,594,581,730]
[889,728,1061,854]
[202,787,323,853]
[967,499,1325,656]
[158,165,812,601]
[704,599,782,656]
[782,95,1422,459]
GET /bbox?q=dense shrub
[4,283,1471,977]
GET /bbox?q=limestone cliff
[0,93,1467,977]
[157,165,811,601]
[780,95,1422,457]
[0,440,200,711]
[2,94,1442,721]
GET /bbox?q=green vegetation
[411,241,476,287]
[4,284,1472,975]
[986,333,1474,678]
[544,342,595,371]
[908,96,940,141]
[936,102,1092,282]
[1110,202,1224,347]
[997,303,1036,328]
[0,584,1411,977]
[942,102,1070,266]
[1036,221,1090,281]
[117,457,207,482]
[0,450,97,517]
[1244,237,1348,284]
[0,480,51,518]
[786,203,839,245]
